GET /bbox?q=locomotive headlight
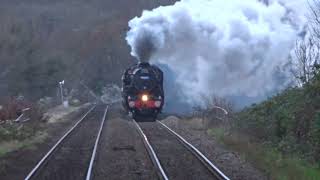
[141,94,149,102]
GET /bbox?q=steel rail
[24,105,96,180]
[86,106,109,180]
[133,120,169,180]
[157,120,230,180]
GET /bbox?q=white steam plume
[126,0,307,109]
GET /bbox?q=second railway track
[25,105,108,180]
[134,119,230,180]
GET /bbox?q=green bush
[0,124,36,143]
[235,79,320,162]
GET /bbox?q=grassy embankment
[0,104,85,157]
[0,122,47,157]
[208,74,320,180]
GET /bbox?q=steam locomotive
[121,62,164,120]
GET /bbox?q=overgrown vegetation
[0,118,45,157]
[0,100,86,157]
[0,131,47,157]
[236,78,320,161]
[0,97,45,157]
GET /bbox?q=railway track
[133,119,230,180]
[25,105,108,180]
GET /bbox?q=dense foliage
[236,72,320,163]
[0,0,175,101]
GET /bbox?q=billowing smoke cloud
[127,29,158,62]
[126,0,307,111]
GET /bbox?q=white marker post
[59,80,64,104]
[59,80,68,108]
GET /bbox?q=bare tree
[309,1,320,63]
[292,1,320,85]
[293,36,320,85]
[310,0,320,39]
[310,0,320,76]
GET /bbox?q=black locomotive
[122,62,164,120]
